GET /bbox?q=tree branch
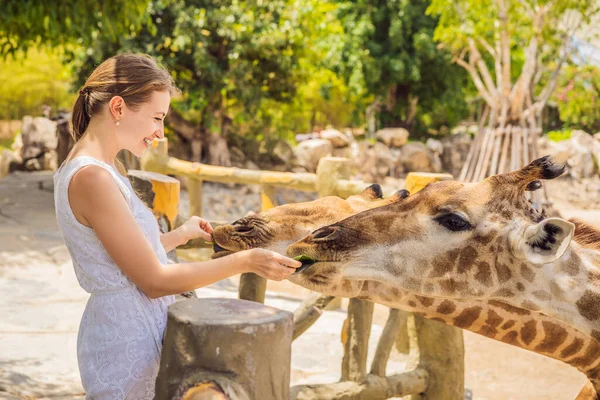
[455,57,494,106]
[469,38,498,98]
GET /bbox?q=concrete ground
[0,171,597,399]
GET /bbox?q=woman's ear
[108,96,125,121]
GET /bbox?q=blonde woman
[53,53,300,399]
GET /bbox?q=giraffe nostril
[312,226,338,240]
[235,226,253,233]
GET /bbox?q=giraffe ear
[518,218,575,264]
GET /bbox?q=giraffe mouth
[211,242,234,259]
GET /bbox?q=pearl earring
[115,120,120,126]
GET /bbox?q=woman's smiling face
[119,90,171,156]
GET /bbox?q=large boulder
[355,142,398,183]
[320,128,352,148]
[440,133,472,178]
[400,142,436,173]
[376,128,409,148]
[20,116,58,161]
[294,139,333,173]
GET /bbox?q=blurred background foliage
[1,0,599,159]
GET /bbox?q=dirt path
[0,171,597,399]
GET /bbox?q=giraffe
[211,184,408,258]
[212,175,600,398]
[286,156,600,398]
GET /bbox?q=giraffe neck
[359,280,600,389]
[509,243,600,341]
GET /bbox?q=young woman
[53,53,301,399]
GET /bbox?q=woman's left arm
[160,216,213,253]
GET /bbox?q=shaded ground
[0,171,596,399]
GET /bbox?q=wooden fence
[139,138,464,400]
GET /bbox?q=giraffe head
[211,184,409,258]
[287,156,577,302]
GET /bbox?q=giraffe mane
[570,218,600,251]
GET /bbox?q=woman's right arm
[69,166,301,299]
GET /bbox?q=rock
[441,133,472,178]
[426,138,444,173]
[320,128,352,148]
[0,149,19,178]
[272,140,296,167]
[20,116,58,161]
[294,139,333,173]
[400,142,435,173]
[356,142,397,183]
[376,128,409,148]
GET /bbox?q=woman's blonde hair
[71,53,178,142]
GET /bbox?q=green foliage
[546,129,572,142]
[0,48,75,119]
[330,0,470,134]
[72,0,309,135]
[553,65,600,132]
[0,1,151,58]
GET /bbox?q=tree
[329,0,470,136]
[428,0,600,181]
[73,0,307,165]
[0,1,151,58]
[553,64,600,133]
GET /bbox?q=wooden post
[238,184,278,303]
[341,299,374,382]
[405,172,453,194]
[410,315,464,400]
[156,298,293,400]
[188,178,203,218]
[370,308,407,376]
[127,170,180,232]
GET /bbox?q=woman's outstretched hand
[241,248,302,281]
[178,216,214,243]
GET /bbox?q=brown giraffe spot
[429,257,449,278]
[405,278,420,290]
[447,248,460,264]
[424,283,434,293]
[521,300,541,311]
[474,262,492,286]
[588,271,600,285]
[453,306,483,329]
[560,338,585,359]
[592,330,600,343]
[478,309,503,336]
[501,320,516,330]
[488,300,531,316]
[440,278,468,295]
[436,300,456,315]
[520,264,535,283]
[516,282,525,292]
[500,330,520,346]
[520,320,537,346]
[560,259,580,276]
[492,288,515,298]
[408,300,417,308]
[534,322,568,354]
[474,233,495,246]
[391,287,401,297]
[495,263,512,284]
[415,295,434,307]
[497,245,505,252]
[532,290,552,301]
[576,290,600,321]
[571,341,600,369]
[457,246,478,273]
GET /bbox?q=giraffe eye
[435,213,472,232]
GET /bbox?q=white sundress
[53,156,175,399]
